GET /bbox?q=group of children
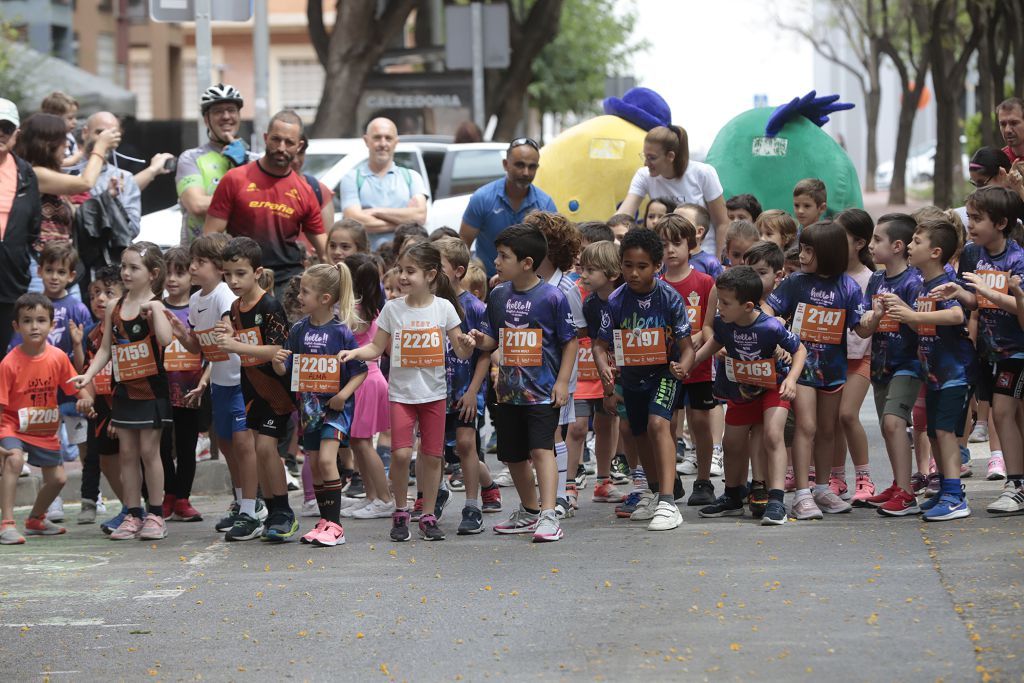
[3,174,1024,547]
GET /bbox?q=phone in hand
[163,157,177,173]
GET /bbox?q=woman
[616,125,730,258]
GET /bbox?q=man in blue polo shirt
[460,137,557,278]
[341,117,428,248]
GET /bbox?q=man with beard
[203,110,326,301]
[460,137,557,280]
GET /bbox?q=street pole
[471,2,484,130]
[252,0,270,153]
[194,0,213,142]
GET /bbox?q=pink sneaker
[592,479,626,503]
[988,454,1007,480]
[139,514,167,540]
[110,515,144,540]
[850,475,876,507]
[812,488,852,514]
[791,494,823,520]
[312,520,345,547]
[301,518,328,544]
[828,475,850,501]
[784,467,796,492]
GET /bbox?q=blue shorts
[211,384,248,440]
[622,376,679,436]
[1,437,62,468]
[301,409,352,452]
[925,385,969,439]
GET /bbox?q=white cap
[0,99,19,127]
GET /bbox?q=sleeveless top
[112,295,168,401]
[34,193,73,253]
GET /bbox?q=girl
[272,264,367,547]
[724,220,760,269]
[72,242,173,540]
[339,242,475,542]
[327,219,370,265]
[764,221,865,520]
[830,209,876,505]
[755,209,799,252]
[644,197,676,230]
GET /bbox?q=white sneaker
[300,500,319,517]
[677,451,697,475]
[46,496,64,522]
[986,483,1024,515]
[195,433,211,461]
[492,467,515,487]
[340,498,372,518]
[629,491,658,521]
[710,446,724,478]
[284,468,300,491]
[647,500,683,531]
[352,499,397,519]
[95,494,107,515]
[20,462,30,477]
[968,422,989,443]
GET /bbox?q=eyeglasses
[969,176,992,188]
[508,137,539,152]
[0,121,16,136]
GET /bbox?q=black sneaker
[215,501,241,532]
[457,506,484,535]
[698,494,745,518]
[673,474,686,502]
[418,514,446,541]
[761,500,788,526]
[346,473,366,499]
[748,481,768,519]
[434,487,451,520]
[448,465,465,492]
[390,510,412,542]
[687,479,716,507]
[224,512,264,541]
[262,510,299,542]
[574,464,588,490]
[610,454,630,485]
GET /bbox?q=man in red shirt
[998,97,1024,165]
[204,110,326,300]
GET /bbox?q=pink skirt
[350,363,390,439]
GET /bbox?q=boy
[792,178,827,230]
[41,91,82,170]
[0,293,95,544]
[726,194,763,223]
[691,267,806,525]
[593,228,695,531]
[168,233,265,540]
[676,203,723,279]
[435,237,502,534]
[883,219,975,521]
[608,213,635,245]
[469,223,577,542]
[212,237,298,541]
[653,214,718,507]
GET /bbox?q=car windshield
[302,153,346,178]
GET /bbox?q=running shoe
[225,513,263,541]
[532,510,562,542]
[340,499,371,518]
[96,495,107,514]
[565,483,579,510]
[986,482,1024,515]
[312,520,346,546]
[710,446,724,477]
[574,464,588,490]
[791,494,823,520]
[20,462,30,477]
[923,493,971,521]
[629,491,658,521]
[301,518,328,544]
[677,450,697,475]
[457,506,484,535]
[345,473,366,498]
[101,507,127,535]
[554,497,575,520]
[448,465,465,492]
[493,506,539,534]
[0,520,24,544]
[25,514,66,536]
[410,497,424,522]
[761,500,787,526]
[172,498,203,522]
[300,500,319,517]
[687,479,716,507]
[850,475,876,506]
[911,472,928,495]
[698,494,744,518]
[828,474,850,501]
[255,499,268,522]
[285,468,301,492]
[865,481,899,507]
[435,486,451,520]
[592,478,626,503]
[215,501,241,532]
[161,495,176,519]
[648,501,683,530]
[418,514,445,541]
[987,454,1007,481]
[968,422,989,443]
[481,484,503,513]
[615,490,643,518]
[492,467,515,488]
[960,461,973,478]
[747,481,768,518]
[485,430,498,454]
[390,510,412,542]
[610,455,630,485]
[813,488,852,514]
[877,488,920,516]
[923,472,941,498]
[110,514,144,540]
[46,496,64,522]
[352,499,397,519]
[139,514,168,540]
[263,510,300,542]
[78,499,97,525]
[784,466,796,492]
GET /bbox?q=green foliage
[0,18,31,110]
[965,83,1016,156]
[528,0,647,117]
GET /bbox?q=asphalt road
[1,395,1021,682]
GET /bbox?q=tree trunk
[978,24,995,149]
[1011,1,1024,94]
[933,89,960,208]
[889,85,921,206]
[864,83,880,193]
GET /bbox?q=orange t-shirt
[0,344,78,450]
[575,280,604,400]
[0,153,16,240]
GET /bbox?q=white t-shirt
[628,160,724,255]
[376,295,462,404]
[188,281,240,387]
[847,265,873,360]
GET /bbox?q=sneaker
[301,518,328,544]
[101,507,127,535]
[448,465,465,492]
[592,479,626,503]
[813,488,852,514]
[215,501,241,532]
[312,520,346,546]
[648,501,683,530]
[554,497,574,520]
[987,454,1007,481]
[747,481,768,518]
[687,479,716,507]
[340,499,371,518]
[390,510,412,542]
[263,510,299,542]
[20,462,30,477]
[110,514,144,540]
[710,446,724,477]
[828,475,850,501]
[345,473,366,498]
[911,472,928,495]
[435,487,451,520]
[791,494,823,520]
[923,493,971,521]
[352,499,397,519]
[574,464,588,490]
[418,514,446,541]
[865,481,899,507]
[485,430,498,454]
[615,490,643,518]
[761,500,787,525]
[532,510,563,542]
[25,514,66,536]
[410,497,424,522]
[300,500,319,517]
[493,506,539,534]
[481,484,503,513]
[565,483,579,509]
[492,467,514,488]
[139,514,168,540]
[78,499,97,525]
[161,495,176,519]
[850,475,876,506]
[285,468,301,492]
[877,488,920,516]
[46,496,64,522]
[338,494,363,510]
[968,422,989,443]
[95,495,107,514]
[960,461,973,478]
[171,498,203,522]
[195,433,211,460]
[784,467,796,492]
[923,472,941,498]
[677,450,697,475]
[610,455,630,485]
[224,513,263,542]
[0,521,24,544]
[698,494,744,518]
[457,506,484,535]
[986,483,1024,515]
[629,491,659,521]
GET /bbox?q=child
[693,267,806,525]
[40,91,82,170]
[653,214,718,507]
[216,237,300,541]
[792,178,828,230]
[72,243,173,540]
[784,245,801,276]
[676,203,723,279]
[608,213,635,245]
[327,219,369,264]
[855,213,924,515]
[755,209,799,252]
[383,267,401,300]
[464,264,488,303]
[764,221,864,520]
[644,197,676,230]
[274,264,367,546]
[469,224,577,542]
[0,293,95,544]
[724,220,760,268]
[340,242,475,542]
[885,219,975,521]
[726,194,762,223]
[593,228,695,531]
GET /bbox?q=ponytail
[644,125,689,179]
[335,262,355,327]
[302,262,355,326]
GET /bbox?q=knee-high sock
[555,440,568,498]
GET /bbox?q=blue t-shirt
[597,279,691,391]
[916,272,975,391]
[582,290,611,340]
[711,312,801,403]
[958,240,1024,361]
[766,272,864,388]
[462,178,557,278]
[690,251,724,280]
[8,293,92,356]
[446,290,492,409]
[863,268,924,384]
[486,279,575,405]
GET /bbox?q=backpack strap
[302,173,323,205]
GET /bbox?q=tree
[0,18,32,110]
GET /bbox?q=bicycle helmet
[200,83,243,114]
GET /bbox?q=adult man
[460,137,557,278]
[998,97,1024,165]
[340,117,427,248]
[203,110,326,300]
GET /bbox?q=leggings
[80,432,102,502]
[160,406,202,499]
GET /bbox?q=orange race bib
[724,357,777,388]
[234,326,265,367]
[392,327,444,368]
[163,338,202,372]
[93,361,113,395]
[791,303,846,344]
[18,406,60,436]
[613,328,668,367]
[195,328,230,362]
[976,270,1008,309]
[577,339,600,382]
[916,296,938,336]
[685,305,702,330]
[290,354,341,394]
[500,328,542,367]
[872,295,899,333]
[113,339,158,382]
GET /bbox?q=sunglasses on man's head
[508,137,539,152]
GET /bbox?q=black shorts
[111,396,172,430]
[674,381,715,411]
[494,403,559,463]
[622,376,678,436]
[90,402,119,456]
[245,398,291,438]
[976,358,995,403]
[993,358,1024,399]
[444,412,484,463]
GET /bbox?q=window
[449,150,505,196]
[96,33,116,82]
[129,54,152,120]
[277,58,324,120]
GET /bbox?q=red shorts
[725,388,791,426]
[912,384,928,433]
[390,399,446,457]
[848,356,870,380]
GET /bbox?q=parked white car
[875,142,969,190]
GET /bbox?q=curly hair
[619,227,664,264]
[523,211,581,272]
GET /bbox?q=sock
[940,477,962,497]
[813,483,829,496]
[975,420,987,427]
[725,485,745,503]
[990,450,1004,460]
[555,441,568,499]
[273,494,291,515]
[321,478,343,523]
[768,488,785,503]
[464,499,480,510]
[830,466,846,480]
[129,507,145,519]
[795,487,811,499]
[855,465,871,478]
[482,482,499,492]
[147,504,162,517]
[658,493,674,504]
[523,505,540,515]
[239,498,256,518]
[234,487,242,502]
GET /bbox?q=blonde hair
[257,267,275,292]
[463,264,488,301]
[433,236,471,273]
[302,263,354,326]
[580,240,621,279]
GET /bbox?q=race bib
[577,339,600,382]
[195,328,230,362]
[685,305,702,329]
[613,328,668,367]
[500,328,542,367]
[724,357,777,388]
[290,354,341,393]
[392,327,444,368]
[234,326,264,367]
[113,339,158,382]
[872,295,899,333]
[164,338,202,372]
[976,270,1008,309]
[17,406,60,436]
[915,296,938,336]
[791,303,846,344]
[93,361,113,395]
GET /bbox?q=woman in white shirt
[616,126,730,258]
